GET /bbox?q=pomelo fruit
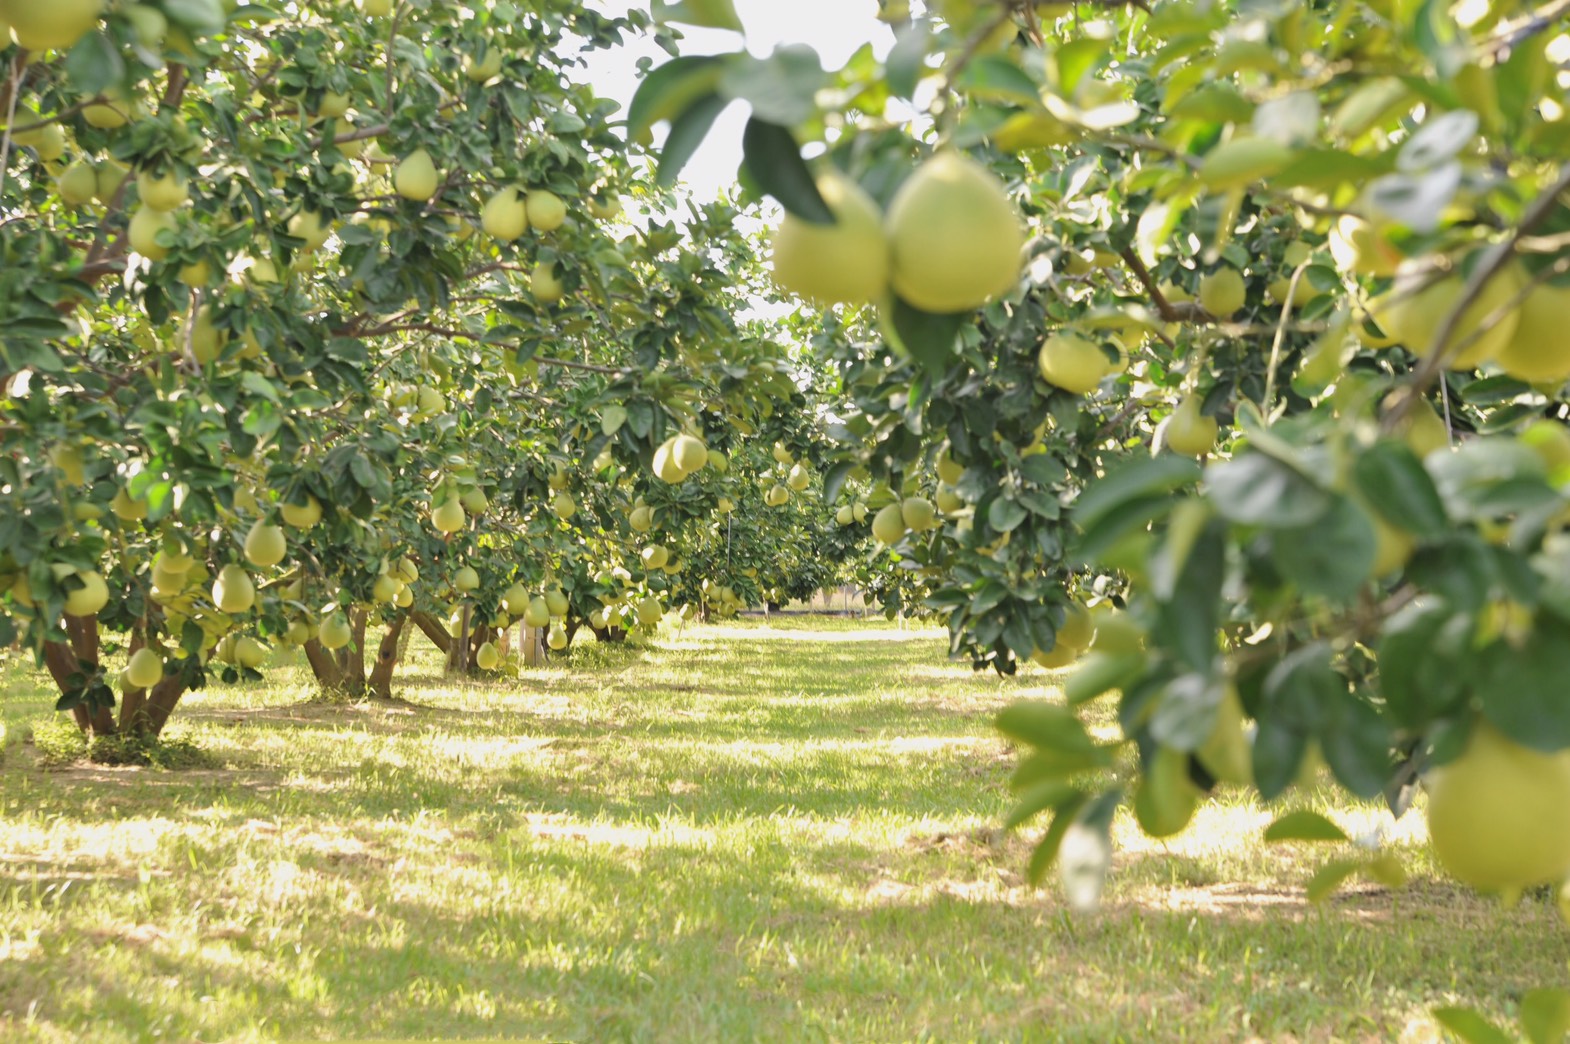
[769,171,889,307]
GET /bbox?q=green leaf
[1149,671,1225,752]
[656,93,732,188]
[1354,440,1449,539]
[1205,453,1332,528]
[1321,692,1393,799]
[600,405,628,436]
[1476,618,1570,753]
[651,0,743,32]
[882,295,966,371]
[1378,598,1471,730]
[1305,858,1364,903]
[1151,518,1225,672]
[1521,988,1570,1044]
[956,55,1042,107]
[720,46,826,126]
[1264,810,1350,843]
[65,33,125,98]
[996,701,1097,752]
[822,461,855,505]
[884,19,929,101]
[739,118,832,224]
[165,0,229,32]
[627,56,726,144]
[1273,494,1378,603]
[1073,456,1201,533]
[1026,791,1087,886]
[1004,781,1078,832]
[987,495,1027,534]
[1431,1007,1517,1044]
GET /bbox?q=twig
[1382,163,1570,432]
[1261,261,1309,421]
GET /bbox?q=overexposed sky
[582,1,894,200]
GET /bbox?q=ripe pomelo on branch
[1370,254,1527,370]
[1425,720,1570,898]
[885,150,1025,315]
[769,171,889,307]
[1037,332,1109,395]
[1492,279,1570,383]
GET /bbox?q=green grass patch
[0,616,1561,1041]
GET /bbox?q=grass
[0,615,1562,1042]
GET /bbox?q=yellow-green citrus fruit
[1030,643,1078,669]
[58,161,98,206]
[1328,214,1401,277]
[502,584,529,615]
[234,636,268,670]
[547,624,568,650]
[394,148,439,201]
[588,193,621,220]
[1037,332,1109,394]
[244,521,287,568]
[481,186,528,241]
[901,496,936,532]
[125,647,163,689]
[1426,720,1570,894]
[5,0,102,51]
[787,463,810,491]
[532,262,564,304]
[453,566,479,592]
[94,161,128,202]
[671,433,708,474]
[872,502,907,545]
[1199,267,1246,319]
[551,492,576,520]
[769,171,889,307]
[475,642,500,670]
[431,497,466,534]
[835,504,855,525]
[280,495,322,529]
[526,189,567,232]
[764,483,790,507]
[136,169,188,212]
[464,47,503,82]
[524,596,550,629]
[111,486,147,521]
[1057,602,1094,650]
[1088,607,1143,654]
[1372,256,1526,369]
[289,210,331,252]
[935,486,964,514]
[545,589,569,617]
[128,205,176,260]
[213,564,256,614]
[64,569,109,616]
[187,306,225,365]
[640,545,669,570]
[1521,420,1570,479]
[316,91,350,118]
[885,150,1025,314]
[1164,395,1219,456]
[372,573,401,603]
[83,90,132,129]
[772,442,794,465]
[318,612,352,650]
[1494,280,1570,384]
[936,449,964,485]
[629,505,654,532]
[637,596,663,627]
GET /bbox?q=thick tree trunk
[44,617,184,739]
[366,614,406,699]
[303,638,353,694]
